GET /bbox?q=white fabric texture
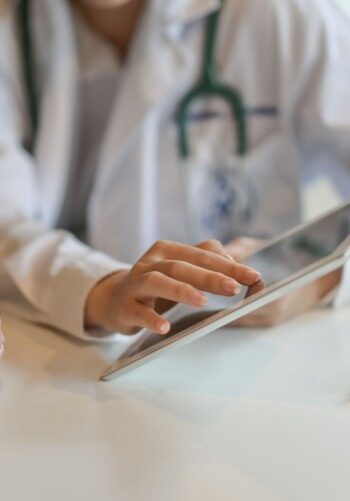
[0,0,350,341]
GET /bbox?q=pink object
[0,319,5,358]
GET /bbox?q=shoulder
[224,0,346,22]
[220,0,350,76]
[222,0,349,43]
[217,0,350,118]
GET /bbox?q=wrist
[85,270,128,330]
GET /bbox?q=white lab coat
[0,0,350,340]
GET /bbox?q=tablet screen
[116,204,350,364]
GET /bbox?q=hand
[232,270,342,327]
[85,239,261,335]
[225,236,342,327]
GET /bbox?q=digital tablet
[101,203,350,381]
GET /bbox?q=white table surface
[1,307,350,501]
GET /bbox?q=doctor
[0,0,349,341]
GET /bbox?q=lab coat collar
[162,0,221,25]
[91,0,222,240]
[94,0,216,176]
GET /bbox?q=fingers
[232,297,291,328]
[136,271,208,307]
[126,302,171,335]
[144,240,261,285]
[232,277,332,329]
[245,279,266,298]
[233,313,276,328]
[151,260,241,296]
[195,239,233,261]
[113,239,261,337]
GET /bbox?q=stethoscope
[177,0,248,159]
[17,0,249,158]
[17,0,38,153]
[17,0,259,241]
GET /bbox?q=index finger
[144,241,261,286]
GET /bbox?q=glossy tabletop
[1,307,350,501]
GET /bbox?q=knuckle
[200,239,223,251]
[150,240,170,255]
[131,261,147,278]
[203,273,217,291]
[141,270,160,286]
[173,282,185,299]
[164,260,179,276]
[208,238,222,249]
[174,283,190,300]
[130,261,151,282]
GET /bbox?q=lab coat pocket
[186,130,300,242]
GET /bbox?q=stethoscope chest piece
[182,152,255,243]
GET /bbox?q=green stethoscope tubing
[17,0,247,158]
[17,0,38,153]
[177,0,248,158]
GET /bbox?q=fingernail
[157,320,170,334]
[222,279,240,295]
[191,292,208,307]
[246,269,261,282]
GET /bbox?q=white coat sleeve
[0,12,127,341]
[276,0,350,308]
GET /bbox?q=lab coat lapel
[133,0,220,107]
[93,0,220,209]
[35,0,79,226]
[164,0,220,23]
